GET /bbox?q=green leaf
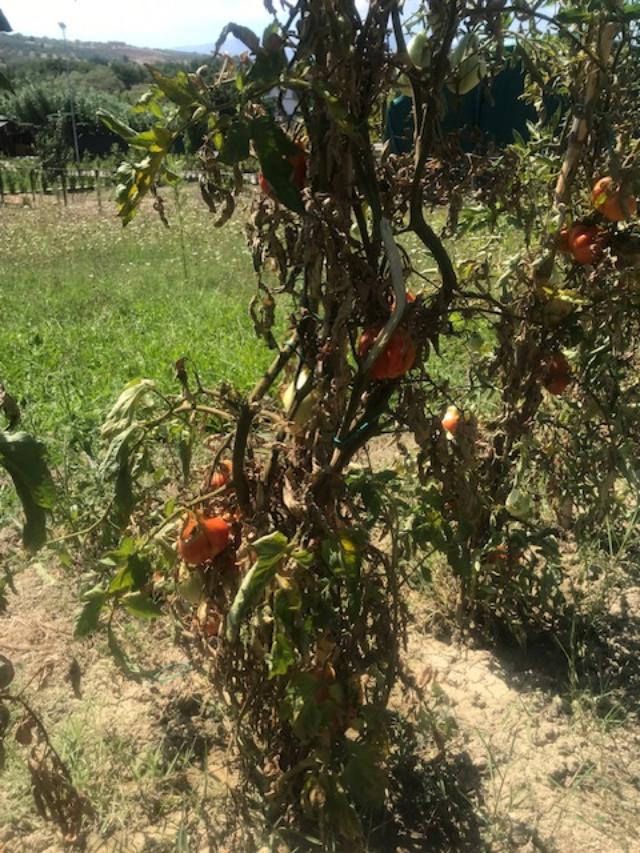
[97,109,137,142]
[123,592,163,620]
[147,68,199,107]
[315,85,362,143]
[128,126,175,153]
[217,119,251,166]
[0,430,56,551]
[74,593,107,637]
[250,115,305,214]
[254,530,290,563]
[245,48,286,87]
[291,548,314,569]
[269,631,296,678]
[108,554,152,593]
[226,531,290,641]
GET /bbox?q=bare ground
[1,550,639,852]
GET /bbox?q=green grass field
[0,188,270,469]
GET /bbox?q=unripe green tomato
[407,33,431,70]
[177,567,206,605]
[291,390,319,434]
[282,367,311,413]
[505,488,532,522]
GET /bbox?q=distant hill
[175,37,247,57]
[0,31,209,66]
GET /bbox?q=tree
[91,0,640,846]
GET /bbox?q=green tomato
[407,33,431,70]
[177,568,205,605]
[505,488,532,522]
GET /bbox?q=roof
[0,10,11,32]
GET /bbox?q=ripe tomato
[568,223,607,265]
[209,460,232,491]
[358,324,417,380]
[543,352,571,396]
[178,513,230,566]
[591,176,637,222]
[258,142,307,200]
[441,405,461,436]
[546,375,570,395]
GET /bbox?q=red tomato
[568,223,607,265]
[209,460,232,491]
[441,405,461,436]
[258,172,273,197]
[358,324,417,380]
[178,514,230,566]
[591,176,637,222]
[543,352,571,396]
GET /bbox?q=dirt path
[407,627,640,852]
[1,557,639,852]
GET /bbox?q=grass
[0,187,270,470]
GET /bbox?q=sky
[1,0,274,49]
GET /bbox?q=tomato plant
[76,0,640,845]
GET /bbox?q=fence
[0,165,116,208]
[0,164,260,210]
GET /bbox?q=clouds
[3,0,270,48]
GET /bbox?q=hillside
[0,31,208,66]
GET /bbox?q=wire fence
[0,164,260,209]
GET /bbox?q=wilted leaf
[215,23,260,54]
[0,430,56,551]
[226,531,290,641]
[101,379,156,440]
[217,119,251,166]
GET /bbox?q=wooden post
[95,168,102,211]
[61,170,68,207]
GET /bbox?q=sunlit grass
[0,187,269,468]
